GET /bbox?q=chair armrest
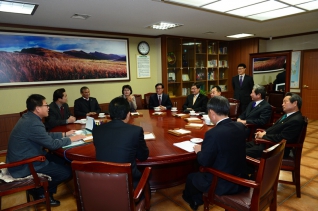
[255,138,275,148]
[246,156,260,166]
[0,155,46,169]
[200,166,259,189]
[134,167,151,200]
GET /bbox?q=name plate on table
[168,128,191,136]
[173,113,190,118]
[185,123,204,129]
[152,112,166,116]
[131,112,143,116]
[173,141,197,152]
[184,117,202,123]
[144,132,156,140]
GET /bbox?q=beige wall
[0,29,162,115]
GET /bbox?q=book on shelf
[182,74,190,81]
[219,85,227,91]
[219,60,228,68]
[168,72,176,82]
[207,60,217,67]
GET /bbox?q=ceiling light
[165,0,217,7]
[71,14,91,20]
[226,33,255,38]
[248,6,304,20]
[0,0,38,15]
[147,22,183,30]
[279,0,314,5]
[202,0,265,13]
[297,1,318,10]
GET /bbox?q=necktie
[239,75,243,86]
[279,114,287,122]
[60,106,64,118]
[193,95,197,105]
[158,96,162,105]
[252,102,256,108]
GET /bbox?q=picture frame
[250,51,292,92]
[0,32,130,87]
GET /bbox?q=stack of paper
[144,133,155,140]
[173,141,197,152]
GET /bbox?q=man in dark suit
[182,96,247,210]
[149,83,173,110]
[74,86,101,117]
[45,88,76,130]
[93,97,149,188]
[182,82,208,112]
[246,92,304,158]
[232,63,254,113]
[237,84,272,138]
[6,94,85,206]
[273,63,286,92]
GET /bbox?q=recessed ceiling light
[71,14,91,20]
[297,1,318,10]
[0,0,38,15]
[248,7,304,21]
[226,33,255,38]
[147,22,183,30]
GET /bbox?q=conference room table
[52,109,214,190]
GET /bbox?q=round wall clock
[137,41,150,55]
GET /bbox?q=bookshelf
[161,36,229,107]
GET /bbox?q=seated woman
[120,85,137,112]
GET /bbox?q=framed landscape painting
[0,32,130,86]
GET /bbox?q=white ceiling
[0,0,317,40]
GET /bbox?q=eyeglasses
[41,104,49,108]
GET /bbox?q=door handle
[303,85,309,88]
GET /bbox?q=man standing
[74,86,101,117]
[232,63,254,113]
[246,92,304,158]
[93,97,149,188]
[237,84,272,126]
[45,88,76,130]
[183,82,208,112]
[149,83,173,110]
[6,94,85,206]
[182,96,247,210]
[210,85,222,98]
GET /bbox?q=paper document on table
[144,133,155,140]
[175,129,191,134]
[131,112,139,116]
[189,123,204,127]
[62,140,85,149]
[173,141,197,152]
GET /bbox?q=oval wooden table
[52,110,213,190]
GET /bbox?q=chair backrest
[267,105,276,125]
[144,93,155,109]
[228,98,240,121]
[251,140,286,209]
[72,161,135,211]
[19,109,28,117]
[291,116,308,162]
[133,94,143,109]
[267,91,285,114]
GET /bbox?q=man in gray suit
[6,94,85,206]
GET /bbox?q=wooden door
[301,49,318,120]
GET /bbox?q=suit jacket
[232,75,254,112]
[93,120,149,186]
[193,118,247,195]
[239,100,272,126]
[149,93,173,109]
[45,102,72,130]
[182,93,208,112]
[6,112,71,178]
[74,97,101,117]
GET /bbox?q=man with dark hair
[93,97,149,188]
[182,96,247,210]
[74,86,101,117]
[232,63,254,113]
[210,85,222,98]
[6,94,85,206]
[237,84,272,127]
[182,82,208,112]
[45,88,76,130]
[246,92,304,158]
[149,83,173,110]
[273,63,286,92]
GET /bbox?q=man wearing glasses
[6,94,85,206]
[232,63,254,113]
[183,82,208,113]
[148,83,173,110]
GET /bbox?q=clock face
[138,41,150,55]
